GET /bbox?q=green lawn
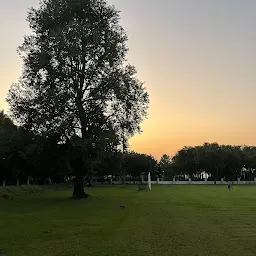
[1,185,256,256]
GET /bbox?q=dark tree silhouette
[7,0,149,198]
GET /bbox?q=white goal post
[148,172,152,191]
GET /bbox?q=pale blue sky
[0,0,255,158]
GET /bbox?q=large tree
[159,154,173,180]
[122,152,154,181]
[7,0,149,198]
[0,111,32,185]
[200,143,225,182]
[172,147,198,178]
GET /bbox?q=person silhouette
[227,181,231,191]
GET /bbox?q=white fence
[112,177,256,185]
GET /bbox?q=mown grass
[1,185,256,256]
[0,185,43,200]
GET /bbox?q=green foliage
[0,112,30,183]
[171,142,256,181]
[8,0,148,145]
[0,111,16,130]
[0,114,70,185]
[122,152,156,180]
[93,150,122,178]
[172,147,199,178]
[159,154,173,180]
[0,185,43,200]
[7,0,149,197]
[2,111,256,184]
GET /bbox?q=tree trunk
[214,166,219,184]
[72,176,88,199]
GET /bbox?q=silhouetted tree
[122,152,154,181]
[7,0,149,198]
[159,154,173,180]
[172,147,198,178]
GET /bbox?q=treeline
[171,143,256,182]
[0,111,158,185]
[1,111,256,185]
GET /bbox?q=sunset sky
[0,0,256,159]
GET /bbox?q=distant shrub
[1,194,12,200]
[0,186,43,200]
[19,186,43,194]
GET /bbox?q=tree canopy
[7,0,149,198]
[171,143,256,182]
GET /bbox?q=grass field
[1,185,256,256]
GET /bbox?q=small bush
[1,194,12,200]
[0,186,43,200]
